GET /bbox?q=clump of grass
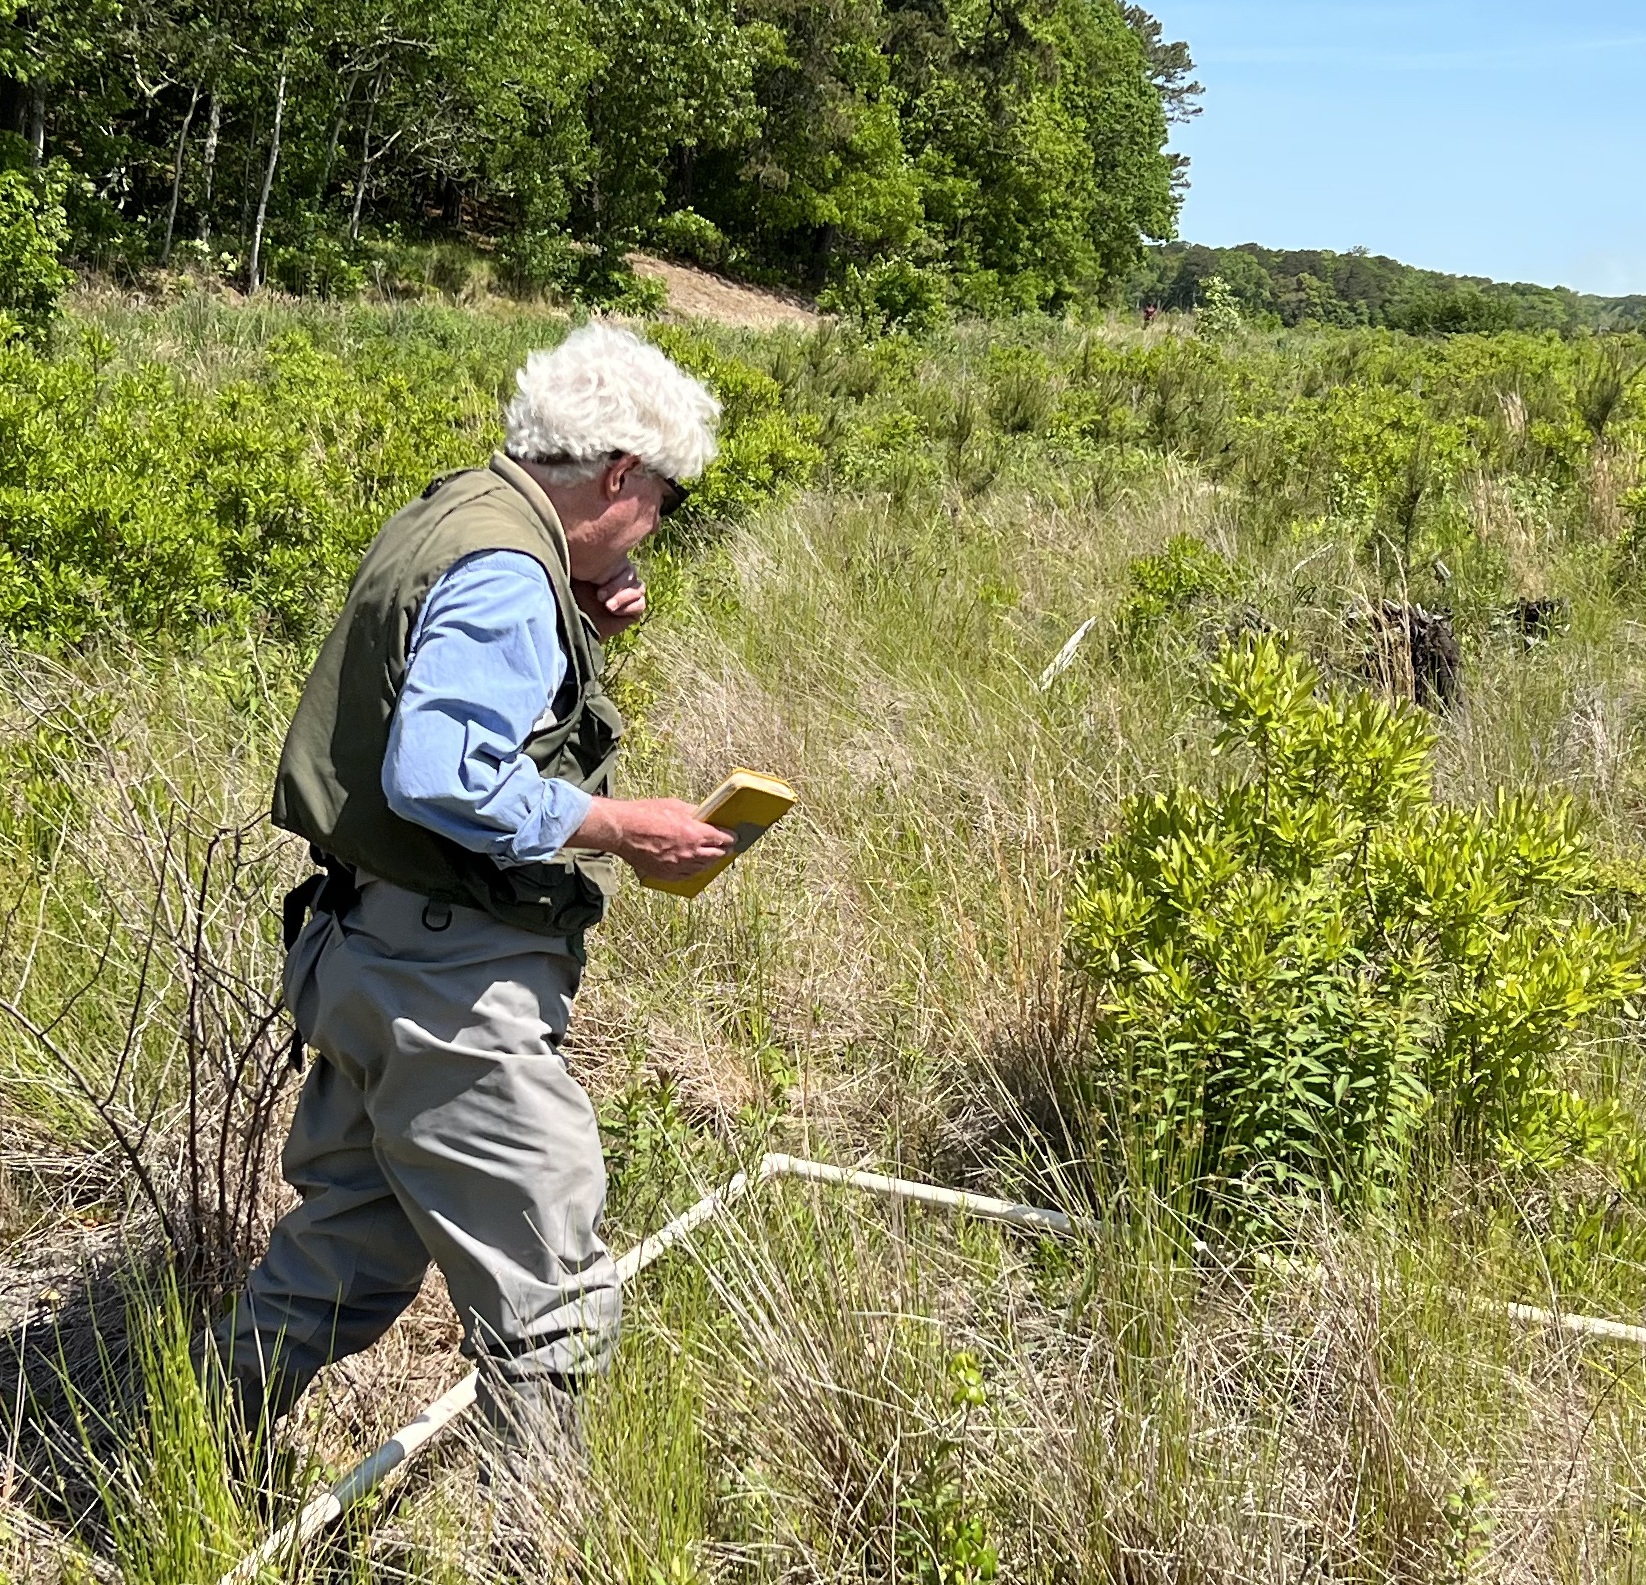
[76,1274,253,1585]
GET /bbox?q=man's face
[562,456,674,583]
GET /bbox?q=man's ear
[602,454,639,500]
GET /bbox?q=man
[210,322,736,1445]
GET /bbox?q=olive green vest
[271,452,624,944]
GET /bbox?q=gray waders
[210,871,619,1446]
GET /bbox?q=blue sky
[1152,2,1646,295]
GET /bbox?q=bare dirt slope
[630,254,820,330]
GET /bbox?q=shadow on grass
[0,1240,177,1546]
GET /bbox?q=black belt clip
[279,852,360,1069]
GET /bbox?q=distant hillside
[1129,242,1646,333]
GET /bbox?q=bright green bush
[820,258,950,336]
[985,346,1057,435]
[0,165,72,344]
[268,235,367,299]
[1614,486,1646,591]
[3,302,1634,655]
[1047,326,1623,534]
[1056,336,1236,463]
[0,329,488,642]
[1067,636,1643,1222]
[652,208,730,269]
[1195,274,1242,341]
[0,316,823,645]
[1116,534,1234,637]
[493,233,666,313]
[1247,383,1471,527]
[1388,286,1517,336]
[493,228,584,299]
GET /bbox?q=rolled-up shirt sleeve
[382,550,594,864]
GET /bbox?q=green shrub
[1573,334,1646,448]
[1195,274,1242,341]
[1066,636,1642,1223]
[652,208,730,269]
[1388,286,1517,337]
[1107,338,1234,462]
[821,257,949,336]
[498,237,666,314]
[0,164,72,343]
[496,231,668,311]
[568,248,668,314]
[267,234,366,299]
[495,227,582,299]
[1255,383,1469,538]
[0,330,487,642]
[166,237,236,281]
[1613,486,1646,591]
[832,405,935,496]
[425,243,477,297]
[1116,534,1235,637]
[985,347,1057,436]
[0,313,828,646]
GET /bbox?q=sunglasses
[656,475,690,518]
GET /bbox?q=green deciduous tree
[690,0,924,284]
[902,0,1177,313]
[580,0,759,245]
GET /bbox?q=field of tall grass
[2,292,1646,1582]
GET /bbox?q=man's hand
[570,797,736,881]
[571,560,647,640]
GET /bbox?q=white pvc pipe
[219,1152,1646,1583]
[1038,616,1099,690]
[615,1165,756,1282]
[760,1153,1075,1236]
[1504,1300,1646,1348]
[1246,1248,1646,1351]
[218,1371,479,1584]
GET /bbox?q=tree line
[0,0,1198,314]
[1132,241,1646,335]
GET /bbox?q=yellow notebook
[641,769,797,898]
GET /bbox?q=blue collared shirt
[382,550,594,864]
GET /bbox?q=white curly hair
[503,322,720,483]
